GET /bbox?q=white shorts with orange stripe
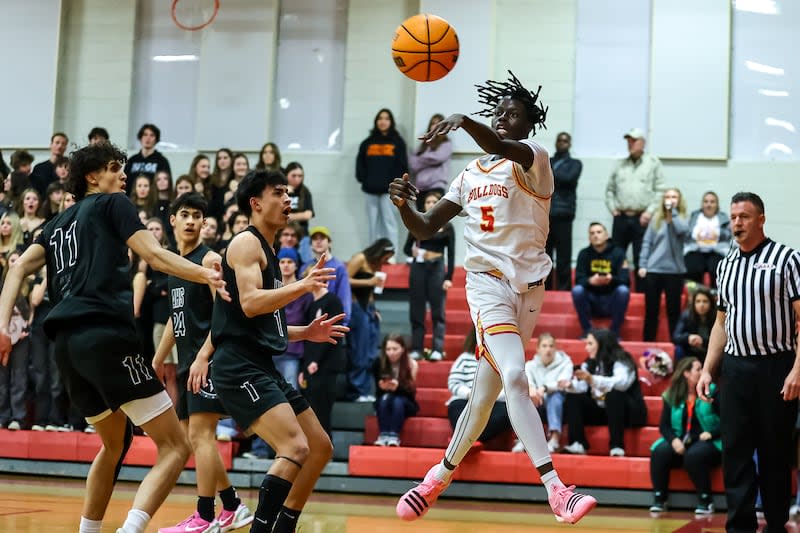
[466,271,545,368]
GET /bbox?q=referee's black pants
[720,352,798,533]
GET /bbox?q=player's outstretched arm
[389,173,461,240]
[228,233,335,317]
[421,114,534,169]
[127,229,229,301]
[0,244,46,365]
[288,312,349,344]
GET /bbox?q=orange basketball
[392,14,459,82]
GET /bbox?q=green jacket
[651,383,721,452]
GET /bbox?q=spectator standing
[684,191,731,288]
[638,187,689,342]
[0,251,32,430]
[30,132,69,198]
[697,192,800,532]
[285,162,315,262]
[649,357,721,515]
[403,190,455,361]
[546,132,582,290]
[563,329,647,457]
[125,124,171,185]
[521,333,573,452]
[346,238,395,402]
[208,148,233,220]
[372,333,419,446]
[17,188,45,245]
[446,328,511,445]
[571,222,630,338]
[409,113,452,211]
[672,286,716,362]
[605,128,666,292]
[356,108,408,250]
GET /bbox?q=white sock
[79,516,102,533]
[121,509,150,533]
[432,460,455,483]
[539,468,564,497]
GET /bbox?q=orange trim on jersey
[484,323,520,336]
[475,157,508,174]
[481,346,500,375]
[511,163,552,200]
[475,312,501,375]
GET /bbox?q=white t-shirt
[444,138,553,293]
[692,213,721,251]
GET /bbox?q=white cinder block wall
[27,0,800,265]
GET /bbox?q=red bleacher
[0,430,235,469]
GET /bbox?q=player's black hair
[170,191,208,217]
[67,141,127,200]
[236,169,287,217]
[731,191,765,215]
[473,70,548,135]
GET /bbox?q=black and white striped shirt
[716,238,800,356]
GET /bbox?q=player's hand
[205,262,230,302]
[307,361,319,375]
[419,113,465,143]
[699,432,712,441]
[0,330,11,367]
[298,372,306,389]
[696,370,714,402]
[389,173,418,208]
[152,359,166,383]
[781,365,800,401]
[302,253,336,292]
[188,357,209,394]
[305,312,349,344]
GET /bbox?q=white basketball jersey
[444,138,554,293]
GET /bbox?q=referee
[698,192,800,532]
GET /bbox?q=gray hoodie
[640,210,689,274]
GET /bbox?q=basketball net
[171,0,220,31]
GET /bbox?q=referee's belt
[484,269,543,289]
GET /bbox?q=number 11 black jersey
[34,193,146,339]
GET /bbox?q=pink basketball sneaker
[548,484,597,524]
[396,464,451,521]
[158,512,220,533]
[216,503,254,532]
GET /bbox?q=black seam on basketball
[391,48,459,54]
[401,59,453,74]
[428,25,452,45]
[401,24,428,45]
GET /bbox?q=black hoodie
[355,134,408,194]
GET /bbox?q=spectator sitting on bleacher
[447,328,511,446]
[517,333,573,453]
[684,191,731,289]
[638,187,689,342]
[571,222,630,339]
[563,329,647,457]
[372,333,419,446]
[672,285,716,363]
[649,357,720,515]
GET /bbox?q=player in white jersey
[390,72,596,525]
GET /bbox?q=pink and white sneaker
[216,503,254,532]
[396,464,451,521]
[158,512,220,533]
[548,484,597,524]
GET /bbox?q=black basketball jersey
[168,244,214,374]
[211,226,288,366]
[34,193,145,339]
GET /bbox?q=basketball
[392,13,459,82]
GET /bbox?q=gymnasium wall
[9,0,800,264]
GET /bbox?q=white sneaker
[216,433,232,442]
[562,441,586,455]
[356,395,376,402]
[791,504,799,518]
[7,421,21,431]
[374,434,389,446]
[31,424,45,431]
[548,436,561,453]
[410,351,422,360]
[386,435,401,447]
[84,424,96,433]
[45,424,60,432]
[511,440,525,453]
[428,350,443,361]
[609,447,625,457]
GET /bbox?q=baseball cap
[276,247,300,265]
[624,128,646,140]
[309,226,332,240]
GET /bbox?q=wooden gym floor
[0,474,752,532]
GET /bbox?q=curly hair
[473,70,548,135]
[66,142,127,200]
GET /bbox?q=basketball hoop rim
[171,0,220,31]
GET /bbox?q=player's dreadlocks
[473,70,548,135]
